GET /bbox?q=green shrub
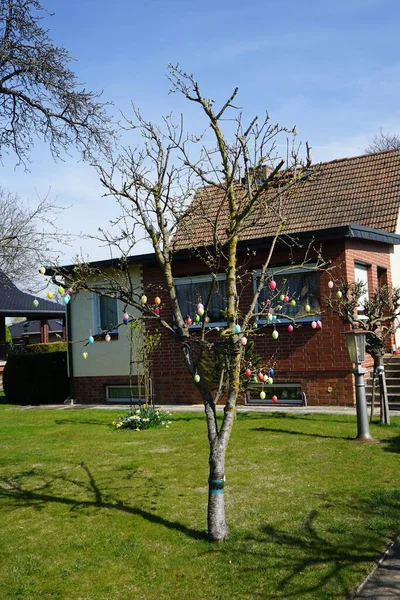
[5,325,11,343]
[3,351,69,404]
[113,404,172,430]
[26,342,67,354]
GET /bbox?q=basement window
[106,385,142,404]
[247,382,303,405]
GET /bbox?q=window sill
[257,316,321,325]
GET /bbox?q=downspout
[66,300,74,400]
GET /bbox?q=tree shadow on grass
[200,492,400,598]
[251,426,353,441]
[54,418,112,426]
[0,463,206,541]
[380,434,400,455]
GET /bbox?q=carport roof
[0,271,65,319]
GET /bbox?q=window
[354,263,369,319]
[106,385,141,403]
[175,274,227,325]
[255,265,320,322]
[93,293,119,335]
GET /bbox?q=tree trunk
[378,368,390,425]
[370,370,376,422]
[207,442,229,542]
[374,355,390,425]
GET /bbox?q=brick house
[64,149,400,406]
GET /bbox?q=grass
[0,406,400,600]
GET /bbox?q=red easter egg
[154,307,160,315]
[317,320,322,329]
[272,395,278,404]
[245,368,252,377]
[288,324,294,332]
[269,280,277,290]
[284,295,290,303]
[258,372,264,382]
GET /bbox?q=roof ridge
[313,147,400,168]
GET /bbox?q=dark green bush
[26,342,67,354]
[3,352,69,404]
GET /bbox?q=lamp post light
[344,329,379,444]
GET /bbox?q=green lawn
[0,406,399,600]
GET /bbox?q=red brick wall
[73,375,136,404]
[73,237,393,406]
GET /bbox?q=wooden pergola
[0,271,65,357]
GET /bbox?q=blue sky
[3,0,400,264]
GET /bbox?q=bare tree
[326,281,400,424]
[365,129,400,154]
[56,66,321,542]
[0,0,114,167]
[0,186,65,286]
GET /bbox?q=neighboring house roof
[0,271,65,318]
[9,318,64,338]
[172,149,400,251]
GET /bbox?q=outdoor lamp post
[344,329,379,444]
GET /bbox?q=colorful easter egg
[258,372,264,382]
[39,267,46,275]
[305,304,311,312]
[105,334,111,342]
[241,336,248,346]
[336,291,343,299]
[260,391,266,400]
[288,324,294,332]
[234,324,241,334]
[194,374,200,384]
[328,281,334,289]
[88,336,94,344]
[272,395,278,404]
[311,321,317,329]
[245,368,252,377]
[63,294,70,305]
[47,291,53,299]
[82,352,88,360]
[269,280,277,290]
[33,299,39,308]
[140,295,147,304]
[272,330,279,340]
[154,296,161,305]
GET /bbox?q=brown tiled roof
[173,149,400,250]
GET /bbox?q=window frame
[354,261,370,320]
[92,289,119,337]
[253,263,321,325]
[174,273,228,327]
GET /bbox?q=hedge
[26,342,67,354]
[3,351,69,404]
